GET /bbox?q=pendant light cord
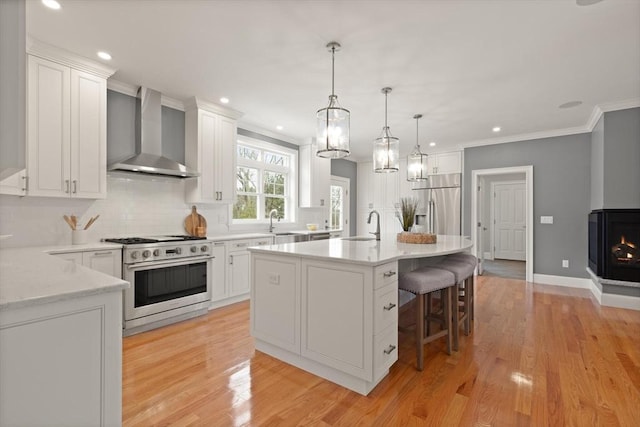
[384,91,388,128]
[331,46,335,97]
[416,115,420,149]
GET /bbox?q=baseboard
[533,274,592,289]
[483,252,493,260]
[533,273,640,311]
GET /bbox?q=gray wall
[464,133,591,278]
[331,158,357,236]
[0,0,25,172]
[602,108,640,208]
[590,116,604,210]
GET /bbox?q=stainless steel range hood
[108,87,198,178]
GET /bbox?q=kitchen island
[0,247,129,426]
[248,234,473,395]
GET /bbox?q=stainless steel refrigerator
[413,173,461,235]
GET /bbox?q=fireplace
[589,209,640,282]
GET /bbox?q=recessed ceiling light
[42,0,61,10]
[97,51,112,61]
[559,100,583,109]
[220,97,229,104]
[492,126,501,133]
[276,125,283,131]
[429,142,436,147]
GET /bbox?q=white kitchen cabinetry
[428,151,461,175]
[52,248,122,278]
[209,242,228,304]
[185,98,243,204]
[299,142,331,208]
[26,49,113,199]
[227,237,272,299]
[251,254,398,395]
[0,289,122,426]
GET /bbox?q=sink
[341,236,376,242]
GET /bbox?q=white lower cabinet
[0,290,123,426]
[227,237,272,298]
[51,248,121,278]
[209,242,227,303]
[251,253,398,395]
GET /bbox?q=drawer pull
[383,303,396,311]
[383,271,396,278]
[383,345,397,355]
[93,251,112,256]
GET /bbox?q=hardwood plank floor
[123,276,640,426]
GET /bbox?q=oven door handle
[125,255,213,270]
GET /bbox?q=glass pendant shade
[373,87,399,173]
[373,127,399,172]
[316,42,350,158]
[316,95,350,158]
[407,114,428,181]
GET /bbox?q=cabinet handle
[235,243,249,248]
[219,191,222,200]
[22,176,28,192]
[214,242,225,246]
[72,180,77,194]
[229,255,233,265]
[93,251,112,256]
[320,199,324,206]
[383,303,397,311]
[383,345,397,355]
[383,271,396,278]
[65,179,70,193]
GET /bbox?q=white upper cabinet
[25,41,114,199]
[299,141,331,208]
[184,98,243,204]
[428,151,462,175]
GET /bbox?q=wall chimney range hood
[108,87,198,178]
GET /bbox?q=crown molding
[184,97,243,120]
[27,37,116,79]
[462,99,640,150]
[106,79,186,110]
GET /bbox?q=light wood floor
[123,276,640,426]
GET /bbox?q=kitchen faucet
[367,210,381,241]
[268,209,280,233]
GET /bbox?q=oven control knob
[190,246,197,253]
[153,249,160,256]
[175,247,182,254]
[201,245,208,253]
[142,250,151,258]
[130,251,139,260]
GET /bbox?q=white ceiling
[26,0,640,161]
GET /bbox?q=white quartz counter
[0,247,129,310]
[248,234,473,266]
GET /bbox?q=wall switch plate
[562,260,569,268]
[540,216,554,224]
[268,273,280,285]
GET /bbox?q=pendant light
[373,87,399,173]
[407,114,429,181]
[316,42,350,158]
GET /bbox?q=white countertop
[206,228,342,241]
[0,247,129,310]
[248,234,473,266]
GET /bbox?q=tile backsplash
[0,172,327,248]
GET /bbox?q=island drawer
[374,323,398,378]
[374,261,398,289]
[374,282,398,334]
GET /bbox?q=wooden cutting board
[184,206,207,237]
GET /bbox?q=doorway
[471,166,533,282]
[330,176,350,237]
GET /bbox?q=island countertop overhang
[247,234,473,266]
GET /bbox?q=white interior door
[492,181,526,261]
[477,178,484,275]
[330,176,350,236]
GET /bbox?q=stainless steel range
[104,235,213,336]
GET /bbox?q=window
[233,136,297,223]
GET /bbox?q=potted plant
[396,197,419,232]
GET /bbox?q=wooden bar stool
[446,253,477,321]
[398,267,456,371]
[436,255,476,351]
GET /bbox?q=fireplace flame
[612,235,639,264]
